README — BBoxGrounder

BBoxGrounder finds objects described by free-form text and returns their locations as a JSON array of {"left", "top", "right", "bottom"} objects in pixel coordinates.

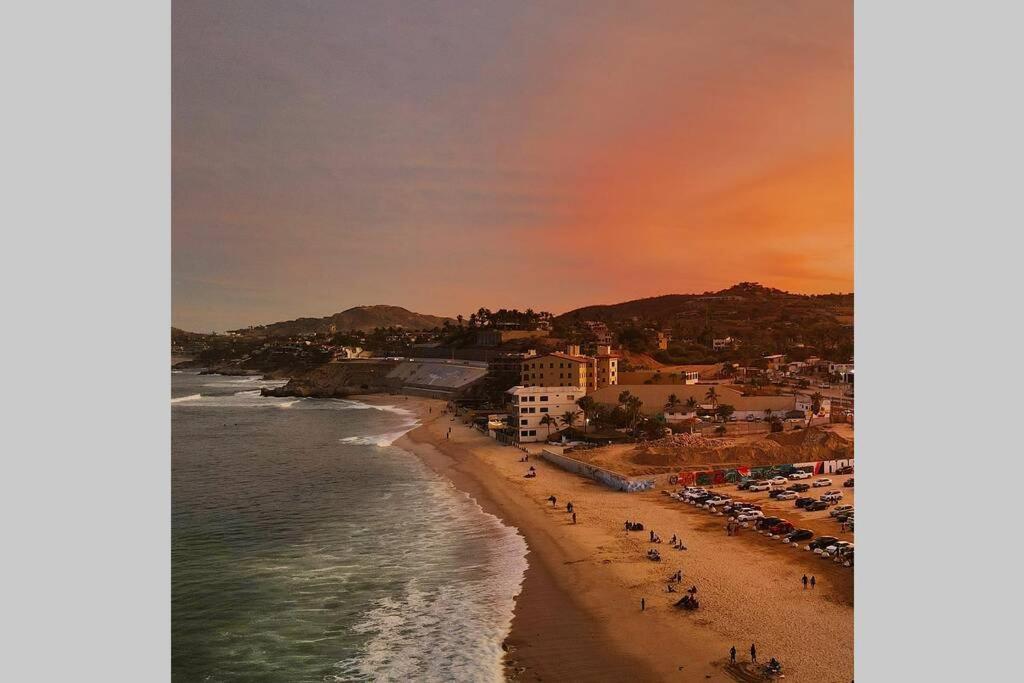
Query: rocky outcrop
[{"left": 260, "top": 360, "right": 400, "bottom": 398}]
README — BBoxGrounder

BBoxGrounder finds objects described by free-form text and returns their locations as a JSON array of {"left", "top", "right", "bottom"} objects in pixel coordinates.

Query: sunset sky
[{"left": 173, "top": 0, "right": 852, "bottom": 332}]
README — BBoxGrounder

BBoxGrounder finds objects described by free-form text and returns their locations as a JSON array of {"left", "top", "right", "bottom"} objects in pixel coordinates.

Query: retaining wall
[{"left": 540, "top": 449, "right": 655, "bottom": 492}]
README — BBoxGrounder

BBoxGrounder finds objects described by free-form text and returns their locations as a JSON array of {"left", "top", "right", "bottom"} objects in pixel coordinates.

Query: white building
[
  {"left": 506, "top": 385, "right": 584, "bottom": 443},
  {"left": 713, "top": 337, "right": 739, "bottom": 350}
]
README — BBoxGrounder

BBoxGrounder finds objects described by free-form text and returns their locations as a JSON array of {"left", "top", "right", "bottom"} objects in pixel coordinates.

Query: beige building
[
  {"left": 520, "top": 344, "right": 619, "bottom": 392},
  {"left": 507, "top": 385, "right": 584, "bottom": 442}
]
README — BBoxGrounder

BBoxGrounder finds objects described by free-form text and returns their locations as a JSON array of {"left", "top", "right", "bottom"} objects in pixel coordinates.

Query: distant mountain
[
  {"left": 234, "top": 305, "right": 455, "bottom": 337},
  {"left": 556, "top": 283, "right": 853, "bottom": 325}
]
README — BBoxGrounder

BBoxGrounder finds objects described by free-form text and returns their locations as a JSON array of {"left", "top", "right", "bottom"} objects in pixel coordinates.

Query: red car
[{"left": 769, "top": 520, "right": 795, "bottom": 535}]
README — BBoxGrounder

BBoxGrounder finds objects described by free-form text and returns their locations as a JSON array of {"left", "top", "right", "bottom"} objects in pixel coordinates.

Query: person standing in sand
[
  {"left": 811, "top": 576, "right": 817, "bottom": 589},
  {"left": 802, "top": 574, "right": 808, "bottom": 589},
  {"left": 641, "top": 598, "right": 645, "bottom": 611},
  {"left": 750, "top": 643, "right": 757, "bottom": 663},
  {"left": 730, "top": 646, "right": 736, "bottom": 663},
  {"left": 548, "top": 495, "right": 557, "bottom": 507},
  {"left": 572, "top": 512, "right": 577, "bottom": 524}
]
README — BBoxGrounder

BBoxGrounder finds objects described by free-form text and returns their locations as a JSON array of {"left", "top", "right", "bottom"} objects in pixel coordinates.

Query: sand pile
[{"left": 615, "top": 426, "right": 853, "bottom": 473}]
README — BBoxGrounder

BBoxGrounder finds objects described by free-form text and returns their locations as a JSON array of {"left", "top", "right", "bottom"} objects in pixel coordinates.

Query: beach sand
[{"left": 365, "top": 395, "right": 853, "bottom": 682}]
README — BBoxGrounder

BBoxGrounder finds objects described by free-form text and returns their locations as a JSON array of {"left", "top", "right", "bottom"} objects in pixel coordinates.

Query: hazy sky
[{"left": 173, "top": 0, "right": 852, "bottom": 332}]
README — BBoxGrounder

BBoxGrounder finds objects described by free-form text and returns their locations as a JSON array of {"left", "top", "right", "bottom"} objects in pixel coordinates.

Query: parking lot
[{"left": 669, "top": 471, "right": 855, "bottom": 565}]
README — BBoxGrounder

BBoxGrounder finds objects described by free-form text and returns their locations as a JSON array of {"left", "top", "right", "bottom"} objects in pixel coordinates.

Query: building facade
[
  {"left": 519, "top": 344, "right": 618, "bottom": 392},
  {"left": 507, "top": 385, "right": 584, "bottom": 442}
]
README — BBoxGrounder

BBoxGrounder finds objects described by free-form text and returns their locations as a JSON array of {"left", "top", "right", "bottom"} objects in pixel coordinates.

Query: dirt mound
[{"left": 599, "top": 426, "right": 853, "bottom": 475}]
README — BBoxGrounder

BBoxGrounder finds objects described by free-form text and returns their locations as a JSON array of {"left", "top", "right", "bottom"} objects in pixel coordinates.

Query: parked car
[
  {"left": 836, "top": 466, "right": 854, "bottom": 475},
  {"left": 706, "top": 496, "right": 732, "bottom": 506},
  {"left": 808, "top": 536, "right": 840, "bottom": 550},
  {"left": 787, "top": 483, "right": 810, "bottom": 492},
  {"left": 795, "top": 497, "right": 817, "bottom": 508},
  {"left": 769, "top": 476, "right": 788, "bottom": 486},
  {"left": 736, "top": 479, "right": 756, "bottom": 490},
  {"left": 769, "top": 521, "right": 795, "bottom": 535},
  {"left": 784, "top": 528, "right": 814, "bottom": 543},
  {"left": 756, "top": 517, "right": 783, "bottom": 530},
  {"left": 821, "top": 491, "right": 843, "bottom": 503},
  {"left": 823, "top": 541, "right": 853, "bottom": 557},
  {"left": 829, "top": 505, "right": 854, "bottom": 517},
  {"left": 736, "top": 510, "right": 764, "bottom": 522},
  {"left": 843, "top": 478, "right": 855, "bottom": 488},
  {"left": 805, "top": 501, "right": 828, "bottom": 511},
  {"left": 788, "top": 470, "right": 812, "bottom": 480},
  {"left": 748, "top": 482, "right": 771, "bottom": 492},
  {"left": 834, "top": 512, "right": 854, "bottom": 522},
  {"left": 775, "top": 491, "right": 798, "bottom": 500},
  {"left": 812, "top": 478, "right": 832, "bottom": 488}
]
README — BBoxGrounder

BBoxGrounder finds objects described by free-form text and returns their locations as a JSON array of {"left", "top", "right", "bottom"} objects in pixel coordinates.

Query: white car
[
  {"left": 706, "top": 497, "right": 731, "bottom": 506},
  {"left": 748, "top": 482, "right": 771, "bottom": 492},
  {"left": 823, "top": 541, "right": 853, "bottom": 557},
  {"left": 829, "top": 505, "right": 854, "bottom": 517},
  {"left": 812, "top": 478, "right": 832, "bottom": 488},
  {"left": 775, "top": 491, "right": 798, "bottom": 500},
  {"left": 736, "top": 510, "right": 764, "bottom": 522},
  {"left": 821, "top": 491, "right": 844, "bottom": 502},
  {"left": 788, "top": 471, "right": 812, "bottom": 480},
  {"left": 769, "top": 477, "right": 788, "bottom": 486}
]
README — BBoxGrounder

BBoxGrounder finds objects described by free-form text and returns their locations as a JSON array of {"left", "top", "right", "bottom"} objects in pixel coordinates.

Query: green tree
[
  {"left": 717, "top": 404, "right": 735, "bottom": 421},
  {"left": 539, "top": 414, "right": 557, "bottom": 438},
  {"left": 665, "top": 393, "right": 681, "bottom": 412},
  {"left": 811, "top": 392, "right": 824, "bottom": 415},
  {"left": 559, "top": 410, "right": 581, "bottom": 430},
  {"left": 685, "top": 396, "right": 698, "bottom": 412},
  {"left": 576, "top": 396, "right": 596, "bottom": 433},
  {"left": 704, "top": 386, "right": 719, "bottom": 409}
]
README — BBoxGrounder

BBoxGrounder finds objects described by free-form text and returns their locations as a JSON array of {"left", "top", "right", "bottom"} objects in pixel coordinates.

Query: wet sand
[{"left": 366, "top": 396, "right": 853, "bottom": 682}]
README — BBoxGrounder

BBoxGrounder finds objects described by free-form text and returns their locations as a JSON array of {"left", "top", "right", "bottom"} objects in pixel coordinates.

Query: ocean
[{"left": 172, "top": 370, "right": 528, "bottom": 682}]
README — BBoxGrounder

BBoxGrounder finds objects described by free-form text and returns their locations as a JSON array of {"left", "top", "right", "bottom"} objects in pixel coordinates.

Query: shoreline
[{"left": 355, "top": 394, "right": 854, "bottom": 682}]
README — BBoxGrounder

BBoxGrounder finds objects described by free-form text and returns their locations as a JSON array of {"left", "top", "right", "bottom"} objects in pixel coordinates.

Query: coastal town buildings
[
  {"left": 713, "top": 336, "right": 740, "bottom": 350},
  {"left": 506, "top": 385, "right": 584, "bottom": 442},
  {"left": 519, "top": 344, "right": 619, "bottom": 392}
]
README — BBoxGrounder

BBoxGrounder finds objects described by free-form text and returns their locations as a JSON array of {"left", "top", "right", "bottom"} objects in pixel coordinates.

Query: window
[
  {"left": 520, "top": 430, "right": 528, "bottom": 437},
  {"left": 540, "top": 396, "right": 549, "bottom": 401},
  {"left": 567, "top": 395, "right": 575, "bottom": 401},
  {"left": 528, "top": 430, "right": 536, "bottom": 436},
  {"left": 521, "top": 419, "right": 528, "bottom": 426},
  {"left": 539, "top": 407, "right": 548, "bottom": 413}
]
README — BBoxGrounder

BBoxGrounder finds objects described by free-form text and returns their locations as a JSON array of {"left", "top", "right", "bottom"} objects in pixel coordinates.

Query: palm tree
[
  {"left": 704, "top": 386, "right": 719, "bottom": 409},
  {"left": 665, "top": 393, "right": 681, "bottom": 412},
  {"left": 685, "top": 396, "right": 698, "bottom": 413},
  {"left": 559, "top": 410, "right": 581, "bottom": 431},
  {"left": 626, "top": 396, "right": 643, "bottom": 430},
  {"left": 539, "top": 414, "right": 557, "bottom": 439},
  {"left": 576, "top": 396, "right": 596, "bottom": 433},
  {"left": 618, "top": 390, "right": 633, "bottom": 405}
]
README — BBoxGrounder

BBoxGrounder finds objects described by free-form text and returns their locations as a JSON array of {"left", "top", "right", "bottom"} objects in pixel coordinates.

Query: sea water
[{"left": 172, "top": 371, "right": 527, "bottom": 682}]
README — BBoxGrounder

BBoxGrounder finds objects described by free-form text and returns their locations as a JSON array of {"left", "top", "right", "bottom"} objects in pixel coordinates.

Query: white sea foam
[
  {"left": 329, "top": 475, "right": 528, "bottom": 683},
  {"left": 171, "top": 394, "right": 202, "bottom": 404},
  {"left": 338, "top": 421, "right": 420, "bottom": 447}
]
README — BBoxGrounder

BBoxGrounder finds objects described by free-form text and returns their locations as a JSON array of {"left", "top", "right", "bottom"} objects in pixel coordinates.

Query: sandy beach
[{"left": 366, "top": 395, "right": 853, "bottom": 682}]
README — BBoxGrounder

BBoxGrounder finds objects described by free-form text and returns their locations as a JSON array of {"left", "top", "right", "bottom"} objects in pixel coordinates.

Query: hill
[
  {"left": 555, "top": 282, "right": 853, "bottom": 362},
  {"left": 233, "top": 305, "right": 454, "bottom": 337}
]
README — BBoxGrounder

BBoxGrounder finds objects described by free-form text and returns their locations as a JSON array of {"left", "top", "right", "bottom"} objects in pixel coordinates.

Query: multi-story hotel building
[
  {"left": 506, "top": 385, "right": 583, "bottom": 443},
  {"left": 519, "top": 344, "right": 619, "bottom": 392}
]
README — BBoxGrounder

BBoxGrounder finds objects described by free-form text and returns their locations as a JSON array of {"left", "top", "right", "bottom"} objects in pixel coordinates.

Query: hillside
[
  {"left": 557, "top": 283, "right": 852, "bottom": 324},
  {"left": 233, "top": 305, "right": 454, "bottom": 337},
  {"left": 553, "top": 283, "right": 852, "bottom": 363}
]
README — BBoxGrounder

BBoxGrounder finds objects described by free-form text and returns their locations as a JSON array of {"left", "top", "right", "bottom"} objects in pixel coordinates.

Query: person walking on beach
[
  {"left": 750, "top": 644, "right": 757, "bottom": 663},
  {"left": 548, "top": 495, "right": 557, "bottom": 507},
  {"left": 641, "top": 598, "right": 645, "bottom": 611},
  {"left": 572, "top": 512, "right": 577, "bottom": 524},
  {"left": 566, "top": 501, "right": 573, "bottom": 513},
  {"left": 802, "top": 574, "right": 808, "bottom": 590},
  {"left": 730, "top": 646, "right": 736, "bottom": 664},
  {"left": 650, "top": 529, "right": 655, "bottom": 542},
  {"left": 811, "top": 576, "right": 817, "bottom": 590}
]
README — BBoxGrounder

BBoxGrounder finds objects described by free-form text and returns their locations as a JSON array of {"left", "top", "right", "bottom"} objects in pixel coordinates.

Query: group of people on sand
[
  {"left": 725, "top": 521, "right": 741, "bottom": 536},
  {"left": 666, "top": 569, "right": 684, "bottom": 592},
  {"left": 524, "top": 465, "right": 536, "bottom": 478},
  {"left": 624, "top": 520, "right": 645, "bottom": 531},
  {"left": 545, "top": 495, "right": 577, "bottom": 523},
  {"left": 729, "top": 644, "right": 782, "bottom": 676},
  {"left": 802, "top": 574, "right": 817, "bottom": 590}
]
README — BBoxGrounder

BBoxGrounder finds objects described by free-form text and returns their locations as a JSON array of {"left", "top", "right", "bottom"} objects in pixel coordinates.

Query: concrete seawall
[{"left": 540, "top": 449, "right": 655, "bottom": 493}]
